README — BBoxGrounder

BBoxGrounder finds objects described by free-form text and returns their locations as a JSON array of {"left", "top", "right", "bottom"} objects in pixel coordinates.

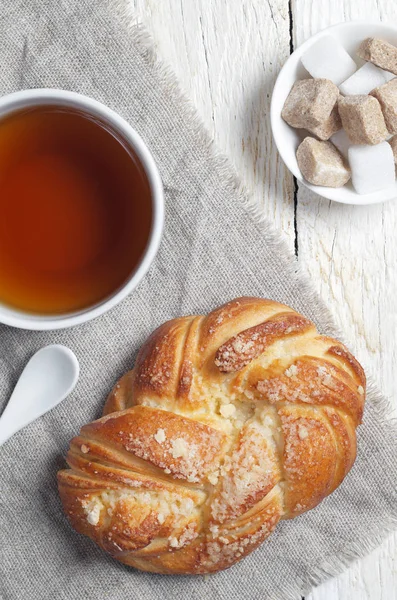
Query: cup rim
[{"left": 0, "top": 88, "right": 164, "bottom": 330}]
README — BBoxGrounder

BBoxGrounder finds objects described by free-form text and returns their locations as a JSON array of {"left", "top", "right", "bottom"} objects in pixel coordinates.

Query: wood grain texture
[
  {"left": 291, "top": 1, "right": 397, "bottom": 598},
  {"left": 130, "top": 0, "right": 295, "bottom": 252},
  {"left": 129, "top": 0, "right": 396, "bottom": 597}
]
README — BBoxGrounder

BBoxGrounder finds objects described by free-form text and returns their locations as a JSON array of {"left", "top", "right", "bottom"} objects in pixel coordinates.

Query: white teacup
[{"left": 0, "top": 89, "right": 164, "bottom": 330}]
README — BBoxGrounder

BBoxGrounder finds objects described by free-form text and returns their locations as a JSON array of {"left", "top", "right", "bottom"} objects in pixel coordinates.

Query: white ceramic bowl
[
  {"left": 271, "top": 20, "right": 397, "bottom": 205},
  {"left": 0, "top": 89, "right": 164, "bottom": 330}
]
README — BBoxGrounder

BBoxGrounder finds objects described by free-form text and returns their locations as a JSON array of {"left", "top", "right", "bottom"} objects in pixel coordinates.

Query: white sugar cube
[
  {"left": 301, "top": 35, "right": 357, "bottom": 85},
  {"left": 330, "top": 129, "right": 352, "bottom": 159},
  {"left": 349, "top": 142, "right": 395, "bottom": 195},
  {"left": 339, "top": 62, "right": 395, "bottom": 96}
]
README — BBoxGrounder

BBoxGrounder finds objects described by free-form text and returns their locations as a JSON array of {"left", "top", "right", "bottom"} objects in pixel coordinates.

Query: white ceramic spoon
[{"left": 0, "top": 345, "right": 79, "bottom": 446}]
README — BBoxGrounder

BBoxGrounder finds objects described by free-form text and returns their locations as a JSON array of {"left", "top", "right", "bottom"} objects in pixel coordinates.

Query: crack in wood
[
  {"left": 199, "top": 15, "right": 215, "bottom": 127},
  {"left": 288, "top": 0, "right": 294, "bottom": 55},
  {"left": 288, "top": 0, "right": 299, "bottom": 258},
  {"left": 289, "top": 4, "right": 301, "bottom": 594},
  {"left": 293, "top": 176, "right": 299, "bottom": 257}
]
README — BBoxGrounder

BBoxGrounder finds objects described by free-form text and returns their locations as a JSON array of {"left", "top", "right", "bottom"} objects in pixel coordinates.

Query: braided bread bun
[{"left": 58, "top": 297, "right": 365, "bottom": 574}]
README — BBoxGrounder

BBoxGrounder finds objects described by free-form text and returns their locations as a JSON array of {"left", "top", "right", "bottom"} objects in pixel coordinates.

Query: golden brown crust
[
  {"left": 80, "top": 406, "right": 227, "bottom": 483},
  {"left": 130, "top": 317, "right": 196, "bottom": 397},
  {"left": 58, "top": 296, "right": 365, "bottom": 574},
  {"left": 215, "top": 312, "right": 314, "bottom": 372},
  {"left": 327, "top": 345, "right": 366, "bottom": 386}
]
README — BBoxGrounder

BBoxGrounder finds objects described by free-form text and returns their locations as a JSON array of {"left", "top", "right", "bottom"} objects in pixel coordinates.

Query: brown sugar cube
[
  {"left": 370, "top": 78, "right": 397, "bottom": 134},
  {"left": 281, "top": 78, "right": 340, "bottom": 129},
  {"left": 296, "top": 137, "right": 351, "bottom": 187},
  {"left": 338, "top": 95, "right": 388, "bottom": 144},
  {"left": 309, "top": 104, "right": 342, "bottom": 140},
  {"left": 388, "top": 135, "right": 397, "bottom": 164},
  {"left": 357, "top": 38, "right": 397, "bottom": 76}
]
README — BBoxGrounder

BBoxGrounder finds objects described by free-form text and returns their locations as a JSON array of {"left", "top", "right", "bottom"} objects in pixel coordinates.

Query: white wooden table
[{"left": 131, "top": 1, "right": 397, "bottom": 598}]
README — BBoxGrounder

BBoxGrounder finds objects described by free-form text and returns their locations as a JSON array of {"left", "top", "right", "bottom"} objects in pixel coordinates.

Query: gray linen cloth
[{"left": 0, "top": 1, "right": 396, "bottom": 599}]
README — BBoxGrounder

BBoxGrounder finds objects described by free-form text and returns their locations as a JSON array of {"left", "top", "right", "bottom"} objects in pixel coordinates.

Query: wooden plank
[
  {"left": 130, "top": 0, "right": 295, "bottom": 252},
  {"left": 292, "top": 1, "right": 397, "bottom": 598},
  {"left": 129, "top": 0, "right": 397, "bottom": 597}
]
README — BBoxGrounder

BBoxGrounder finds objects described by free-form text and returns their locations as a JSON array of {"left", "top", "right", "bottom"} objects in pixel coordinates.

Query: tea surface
[{"left": 0, "top": 106, "right": 152, "bottom": 314}]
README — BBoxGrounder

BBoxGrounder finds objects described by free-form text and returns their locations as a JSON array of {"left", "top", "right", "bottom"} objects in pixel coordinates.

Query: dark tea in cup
[{"left": 0, "top": 106, "right": 152, "bottom": 315}]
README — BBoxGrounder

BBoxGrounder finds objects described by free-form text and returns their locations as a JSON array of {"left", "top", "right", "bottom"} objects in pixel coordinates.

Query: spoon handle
[{"left": 0, "top": 345, "right": 79, "bottom": 447}]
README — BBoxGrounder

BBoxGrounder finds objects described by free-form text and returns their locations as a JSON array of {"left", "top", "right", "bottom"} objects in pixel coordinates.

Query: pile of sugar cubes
[{"left": 282, "top": 36, "right": 397, "bottom": 194}]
